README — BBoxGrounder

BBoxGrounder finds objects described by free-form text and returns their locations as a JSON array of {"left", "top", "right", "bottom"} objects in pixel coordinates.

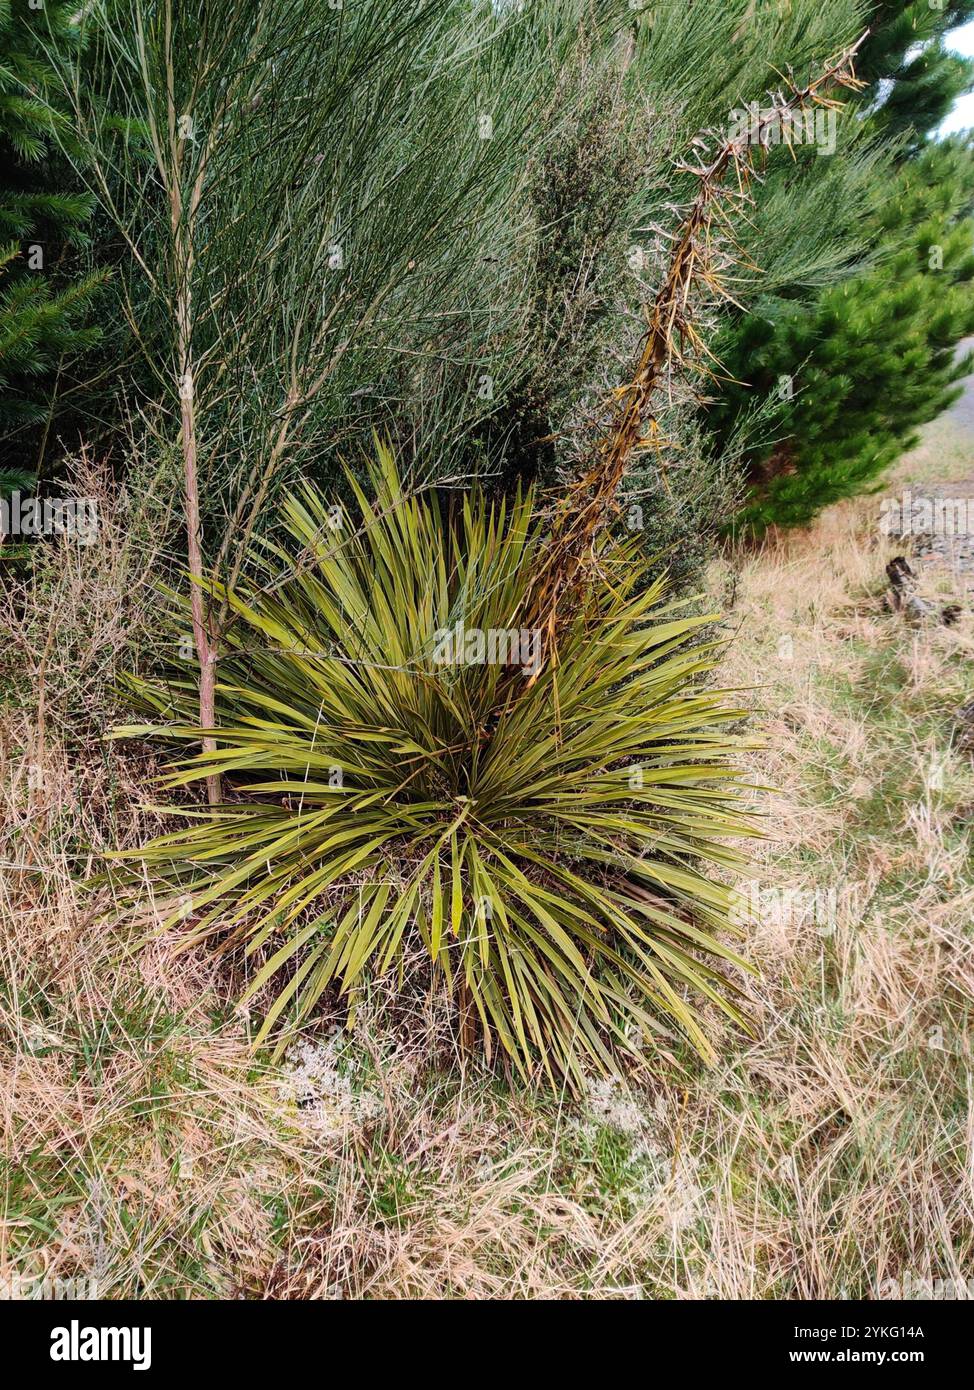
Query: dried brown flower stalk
[{"left": 522, "top": 32, "right": 869, "bottom": 679}]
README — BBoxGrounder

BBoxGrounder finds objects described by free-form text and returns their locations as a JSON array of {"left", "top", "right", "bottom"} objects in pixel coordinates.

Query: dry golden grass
[{"left": 2, "top": 430, "right": 973, "bottom": 1299}]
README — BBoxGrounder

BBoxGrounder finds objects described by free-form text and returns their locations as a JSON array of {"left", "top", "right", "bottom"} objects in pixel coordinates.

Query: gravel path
[{"left": 944, "top": 336, "right": 974, "bottom": 432}]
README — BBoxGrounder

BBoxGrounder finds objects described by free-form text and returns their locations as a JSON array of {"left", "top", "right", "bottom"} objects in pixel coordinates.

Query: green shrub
[
  {"left": 0, "top": 0, "right": 107, "bottom": 481},
  {"left": 705, "top": 0, "right": 974, "bottom": 534},
  {"left": 714, "top": 138, "right": 974, "bottom": 533},
  {"left": 116, "top": 447, "right": 757, "bottom": 1088}
]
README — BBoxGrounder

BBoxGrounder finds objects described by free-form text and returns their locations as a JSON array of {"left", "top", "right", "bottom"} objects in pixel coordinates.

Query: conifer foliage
[
  {"left": 710, "top": 0, "right": 974, "bottom": 532},
  {"left": 0, "top": 0, "right": 105, "bottom": 487},
  {"left": 719, "top": 137, "right": 974, "bottom": 531},
  {"left": 857, "top": 0, "right": 974, "bottom": 144}
]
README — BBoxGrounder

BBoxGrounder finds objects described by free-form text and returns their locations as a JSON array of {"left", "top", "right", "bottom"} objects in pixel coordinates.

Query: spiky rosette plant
[{"left": 116, "top": 446, "right": 758, "bottom": 1087}]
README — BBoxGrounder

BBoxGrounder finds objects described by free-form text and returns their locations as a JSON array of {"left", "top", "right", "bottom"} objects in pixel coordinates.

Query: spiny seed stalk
[{"left": 522, "top": 32, "right": 869, "bottom": 678}]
